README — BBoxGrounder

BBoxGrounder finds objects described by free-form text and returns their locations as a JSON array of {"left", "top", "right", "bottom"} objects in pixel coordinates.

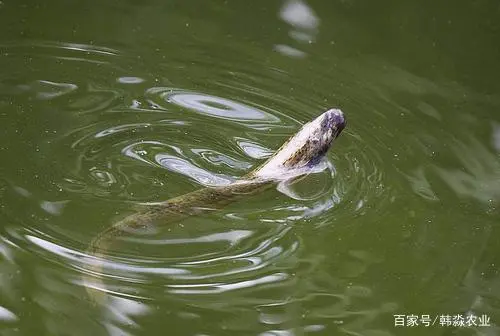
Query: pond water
[{"left": 1, "top": 1, "right": 499, "bottom": 335}]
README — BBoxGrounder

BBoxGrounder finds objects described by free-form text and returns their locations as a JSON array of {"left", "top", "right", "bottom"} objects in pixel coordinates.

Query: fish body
[{"left": 84, "top": 108, "right": 346, "bottom": 304}]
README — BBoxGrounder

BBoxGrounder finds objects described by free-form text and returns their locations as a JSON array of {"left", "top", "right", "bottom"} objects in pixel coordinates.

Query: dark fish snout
[{"left": 323, "top": 108, "right": 346, "bottom": 137}]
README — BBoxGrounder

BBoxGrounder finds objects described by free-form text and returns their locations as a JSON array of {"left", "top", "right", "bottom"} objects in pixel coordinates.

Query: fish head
[
  {"left": 282, "top": 108, "right": 346, "bottom": 169},
  {"left": 252, "top": 108, "right": 346, "bottom": 179}
]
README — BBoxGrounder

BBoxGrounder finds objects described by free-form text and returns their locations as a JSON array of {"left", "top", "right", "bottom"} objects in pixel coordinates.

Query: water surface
[{"left": 0, "top": 1, "right": 499, "bottom": 335}]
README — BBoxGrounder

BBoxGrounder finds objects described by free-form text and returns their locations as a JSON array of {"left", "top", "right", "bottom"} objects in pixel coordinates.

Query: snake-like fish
[{"left": 84, "top": 108, "right": 346, "bottom": 305}]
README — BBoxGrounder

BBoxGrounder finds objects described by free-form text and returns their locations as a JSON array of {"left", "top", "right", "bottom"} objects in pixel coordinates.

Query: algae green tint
[
  {"left": 84, "top": 108, "right": 345, "bottom": 307},
  {"left": 0, "top": 1, "right": 499, "bottom": 336}
]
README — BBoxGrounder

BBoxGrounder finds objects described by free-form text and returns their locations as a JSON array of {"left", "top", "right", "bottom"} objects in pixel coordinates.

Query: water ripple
[
  {"left": 0, "top": 38, "right": 441, "bottom": 336},
  {"left": 147, "top": 87, "right": 282, "bottom": 125}
]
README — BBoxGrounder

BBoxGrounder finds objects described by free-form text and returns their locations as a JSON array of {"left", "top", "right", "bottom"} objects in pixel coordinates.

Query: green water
[{"left": 1, "top": 1, "right": 499, "bottom": 335}]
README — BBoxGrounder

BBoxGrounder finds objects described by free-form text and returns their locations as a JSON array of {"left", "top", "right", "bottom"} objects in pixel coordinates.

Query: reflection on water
[
  {"left": 165, "top": 90, "right": 278, "bottom": 121},
  {"left": 156, "top": 153, "right": 234, "bottom": 186},
  {"left": 493, "top": 123, "right": 500, "bottom": 153},
  {"left": 0, "top": 1, "right": 499, "bottom": 335},
  {"left": 435, "top": 136, "right": 500, "bottom": 204},
  {"left": 0, "top": 306, "right": 18, "bottom": 322},
  {"left": 276, "top": 0, "right": 318, "bottom": 58},
  {"left": 26, "top": 80, "right": 78, "bottom": 100}
]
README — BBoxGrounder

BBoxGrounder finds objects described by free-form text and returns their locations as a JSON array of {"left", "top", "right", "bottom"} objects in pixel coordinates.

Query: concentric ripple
[
  {"left": 0, "top": 38, "right": 444, "bottom": 336},
  {"left": 1, "top": 41, "right": 383, "bottom": 294}
]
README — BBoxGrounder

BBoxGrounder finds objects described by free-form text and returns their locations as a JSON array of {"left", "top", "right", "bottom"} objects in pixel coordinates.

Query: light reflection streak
[{"left": 168, "top": 273, "right": 288, "bottom": 294}]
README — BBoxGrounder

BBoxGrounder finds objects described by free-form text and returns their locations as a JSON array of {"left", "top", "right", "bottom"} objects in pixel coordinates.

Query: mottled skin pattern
[
  {"left": 84, "top": 109, "right": 346, "bottom": 305},
  {"left": 88, "top": 180, "right": 272, "bottom": 257}
]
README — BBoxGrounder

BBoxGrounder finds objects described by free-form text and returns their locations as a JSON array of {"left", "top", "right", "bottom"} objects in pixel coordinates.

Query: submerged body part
[{"left": 84, "top": 108, "right": 346, "bottom": 305}]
